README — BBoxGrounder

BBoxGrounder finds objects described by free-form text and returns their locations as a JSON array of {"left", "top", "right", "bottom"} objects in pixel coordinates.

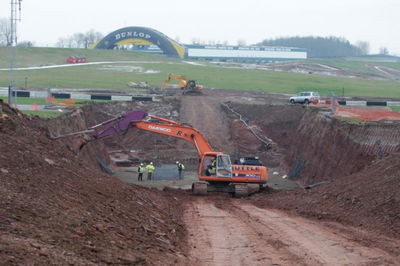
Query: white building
[{"left": 185, "top": 45, "right": 307, "bottom": 62}]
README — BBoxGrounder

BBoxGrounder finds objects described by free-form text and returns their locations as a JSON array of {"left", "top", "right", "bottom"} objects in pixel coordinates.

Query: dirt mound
[{"left": 0, "top": 101, "right": 187, "bottom": 265}]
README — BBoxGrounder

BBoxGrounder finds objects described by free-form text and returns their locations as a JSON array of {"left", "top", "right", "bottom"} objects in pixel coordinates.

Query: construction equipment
[
  {"left": 52, "top": 110, "right": 268, "bottom": 197},
  {"left": 161, "top": 74, "right": 203, "bottom": 95}
]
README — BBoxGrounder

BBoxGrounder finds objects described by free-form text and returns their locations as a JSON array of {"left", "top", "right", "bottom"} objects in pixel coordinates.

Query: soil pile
[{"left": 0, "top": 101, "right": 187, "bottom": 265}]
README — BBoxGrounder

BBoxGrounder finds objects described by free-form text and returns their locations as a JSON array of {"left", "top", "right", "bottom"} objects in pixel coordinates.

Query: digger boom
[{"left": 52, "top": 110, "right": 268, "bottom": 197}]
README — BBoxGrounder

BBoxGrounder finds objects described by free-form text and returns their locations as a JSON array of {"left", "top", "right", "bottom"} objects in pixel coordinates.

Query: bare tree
[
  {"left": 55, "top": 30, "right": 103, "bottom": 48},
  {"left": 66, "top": 36, "right": 75, "bottom": 48},
  {"left": 17, "top": 41, "right": 34, "bottom": 47},
  {"left": 73, "top": 32, "right": 85, "bottom": 48},
  {"left": 0, "top": 18, "right": 11, "bottom": 46},
  {"left": 56, "top": 37, "right": 67, "bottom": 48},
  {"left": 84, "top": 30, "right": 103, "bottom": 48},
  {"left": 379, "top": 46, "right": 389, "bottom": 55},
  {"left": 355, "top": 41, "right": 370, "bottom": 55},
  {"left": 56, "top": 35, "right": 77, "bottom": 48}
]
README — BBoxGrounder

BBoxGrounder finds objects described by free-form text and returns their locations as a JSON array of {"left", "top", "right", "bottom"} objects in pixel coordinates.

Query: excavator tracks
[
  {"left": 192, "top": 182, "right": 208, "bottom": 195},
  {"left": 233, "top": 184, "right": 249, "bottom": 198},
  {"left": 192, "top": 182, "right": 253, "bottom": 198}
]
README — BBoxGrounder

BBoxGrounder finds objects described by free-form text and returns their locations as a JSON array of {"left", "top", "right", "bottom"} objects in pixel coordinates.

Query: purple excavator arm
[{"left": 51, "top": 110, "right": 147, "bottom": 140}]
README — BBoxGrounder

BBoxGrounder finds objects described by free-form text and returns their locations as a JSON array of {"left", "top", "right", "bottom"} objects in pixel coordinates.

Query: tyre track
[{"left": 185, "top": 198, "right": 400, "bottom": 265}]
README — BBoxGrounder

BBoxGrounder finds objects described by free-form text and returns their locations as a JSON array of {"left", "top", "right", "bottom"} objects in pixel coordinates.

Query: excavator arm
[
  {"left": 52, "top": 109, "right": 268, "bottom": 197},
  {"left": 52, "top": 110, "right": 214, "bottom": 157},
  {"left": 161, "top": 74, "right": 189, "bottom": 90},
  {"left": 134, "top": 119, "right": 214, "bottom": 157}
]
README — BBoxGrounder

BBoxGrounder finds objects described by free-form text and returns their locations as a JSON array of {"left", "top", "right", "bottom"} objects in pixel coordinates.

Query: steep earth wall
[
  {"left": 226, "top": 104, "right": 400, "bottom": 185},
  {"left": 286, "top": 110, "right": 400, "bottom": 184}
]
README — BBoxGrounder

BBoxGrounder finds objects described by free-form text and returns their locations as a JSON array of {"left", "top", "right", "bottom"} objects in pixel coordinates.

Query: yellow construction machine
[{"left": 161, "top": 74, "right": 203, "bottom": 95}]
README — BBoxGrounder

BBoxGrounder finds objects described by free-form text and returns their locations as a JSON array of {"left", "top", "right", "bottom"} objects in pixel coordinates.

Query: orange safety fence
[
  {"left": 311, "top": 100, "right": 331, "bottom": 106},
  {"left": 46, "top": 96, "right": 76, "bottom": 106},
  {"left": 59, "top": 98, "right": 76, "bottom": 106}
]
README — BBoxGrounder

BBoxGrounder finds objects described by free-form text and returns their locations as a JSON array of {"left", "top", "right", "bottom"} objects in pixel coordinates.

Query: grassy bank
[{"left": 1, "top": 47, "right": 399, "bottom": 98}]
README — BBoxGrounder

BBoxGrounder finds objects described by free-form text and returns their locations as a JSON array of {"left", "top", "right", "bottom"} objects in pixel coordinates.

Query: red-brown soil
[
  {"left": 1, "top": 87, "right": 400, "bottom": 265},
  {"left": 185, "top": 196, "right": 400, "bottom": 265},
  {"left": 221, "top": 100, "right": 400, "bottom": 250},
  {"left": 0, "top": 101, "right": 188, "bottom": 265}
]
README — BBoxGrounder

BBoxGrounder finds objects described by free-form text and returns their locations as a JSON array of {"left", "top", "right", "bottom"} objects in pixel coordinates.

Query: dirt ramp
[{"left": 180, "top": 95, "right": 233, "bottom": 154}]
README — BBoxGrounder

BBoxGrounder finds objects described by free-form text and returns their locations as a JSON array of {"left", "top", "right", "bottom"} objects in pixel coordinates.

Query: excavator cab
[
  {"left": 216, "top": 154, "right": 232, "bottom": 178},
  {"left": 202, "top": 154, "right": 232, "bottom": 178}
]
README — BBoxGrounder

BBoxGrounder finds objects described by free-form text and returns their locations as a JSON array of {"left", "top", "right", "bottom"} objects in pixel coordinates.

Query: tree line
[
  {"left": 258, "top": 36, "right": 393, "bottom": 58},
  {"left": 259, "top": 36, "right": 372, "bottom": 58},
  {"left": 55, "top": 30, "right": 103, "bottom": 49},
  {"left": 0, "top": 17, "right": 102, "bottom": 48}
]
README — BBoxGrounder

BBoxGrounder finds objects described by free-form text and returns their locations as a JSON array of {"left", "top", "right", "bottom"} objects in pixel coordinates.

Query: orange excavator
[
  {"left": 52, "top": 110, "right": 268, "bottom": 197},
  {"left": 161, "top": 74, "right": 203, "bottom": 95}
]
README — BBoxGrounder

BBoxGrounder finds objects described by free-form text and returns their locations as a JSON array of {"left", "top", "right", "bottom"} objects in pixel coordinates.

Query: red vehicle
[{"left": 66, "top": 56, "right": 87, "bottom": 64}]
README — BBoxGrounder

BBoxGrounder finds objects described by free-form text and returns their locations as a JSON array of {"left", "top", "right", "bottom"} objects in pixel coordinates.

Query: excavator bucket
[{"left": 96, "top": 110, "right": 146, "bottom": 139}]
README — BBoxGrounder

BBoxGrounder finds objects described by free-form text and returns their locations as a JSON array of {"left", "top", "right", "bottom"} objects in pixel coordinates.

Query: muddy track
[{"left": 184, "top": 197, "right": 399, "bottom": 266}]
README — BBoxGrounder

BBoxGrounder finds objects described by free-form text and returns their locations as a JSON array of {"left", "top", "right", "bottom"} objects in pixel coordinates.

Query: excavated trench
[
  {"left": 3, "top": 96, "right": 400, "bottom": 264},
  {"left": 48, "top": 99, "right": 400, "bottom": 189},
  {"left": 45, "top": 98, "right": 400, "bottom": 241}
]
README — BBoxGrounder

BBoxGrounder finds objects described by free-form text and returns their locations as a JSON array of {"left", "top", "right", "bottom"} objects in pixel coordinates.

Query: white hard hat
[
  {"left": 176, "top": 161, "right": 179, "bottom": 164},
  {"left": 140, "top": 163, "right": 143, "bottom": 166},
  {"left": 150, "top": 162, "right": 153, "bottom": 165}
]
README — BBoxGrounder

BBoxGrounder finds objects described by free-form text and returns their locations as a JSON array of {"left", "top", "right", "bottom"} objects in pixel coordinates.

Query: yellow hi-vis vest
[
  {"left": 138, "top": 166, "right": 144, "bottom": 173},
  {"left": 146, "top": 164, "right": 155, "bottom": 173}
]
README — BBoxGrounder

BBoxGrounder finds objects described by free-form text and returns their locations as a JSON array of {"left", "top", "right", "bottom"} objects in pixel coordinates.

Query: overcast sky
[{"left": 1, "top": 0, "right": 399, "bottom": 54}]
